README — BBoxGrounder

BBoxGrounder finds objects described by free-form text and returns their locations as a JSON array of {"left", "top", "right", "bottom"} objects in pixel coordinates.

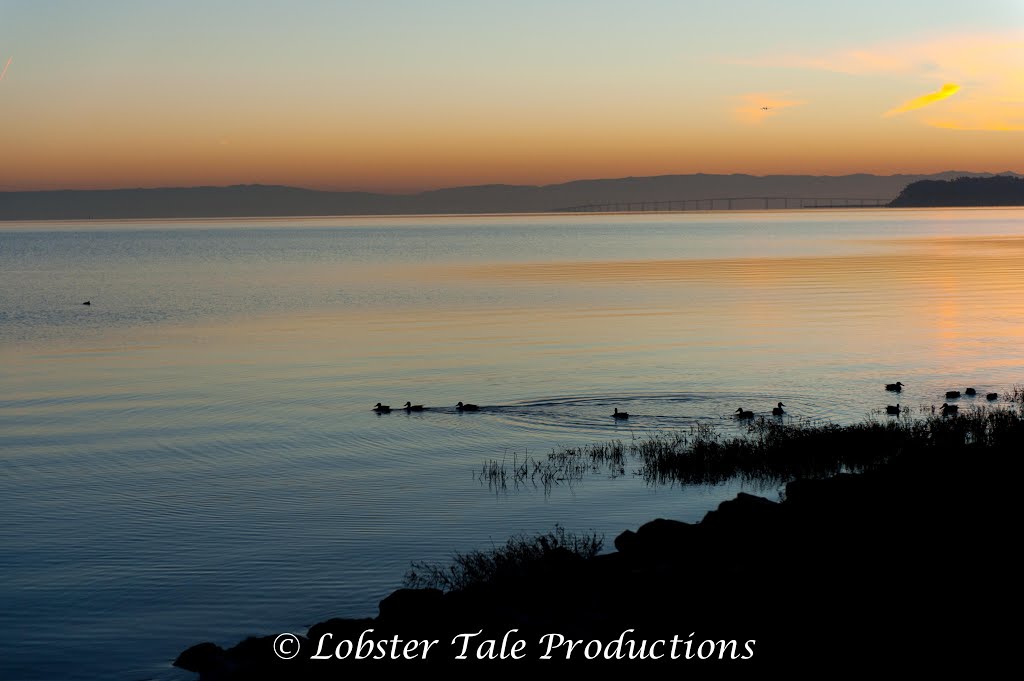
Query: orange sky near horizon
[{"left": 1, "top": 2, "right": 1021, "bottom": 192}]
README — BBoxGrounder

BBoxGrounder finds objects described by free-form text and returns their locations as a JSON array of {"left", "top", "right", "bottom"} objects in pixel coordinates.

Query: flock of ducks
[
  {"left": 375, "top": 385, "right": 1002, "bottom": 420},
  {"left": 373, "top": 400, "right": 789, "bottom": 420},
  {"left": 732, "top": 402, "right": 786, "bottom": 419},
  {"left": 884, "top": 381, "right": 998, "bottom": 417},
  {"left": 372, "top": 401, "right": 477, "bottom": 414}
]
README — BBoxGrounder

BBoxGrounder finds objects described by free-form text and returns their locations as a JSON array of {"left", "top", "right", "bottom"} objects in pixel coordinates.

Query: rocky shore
[{"left": 175, "top": 442, "right": 1006, "bottom": 679}]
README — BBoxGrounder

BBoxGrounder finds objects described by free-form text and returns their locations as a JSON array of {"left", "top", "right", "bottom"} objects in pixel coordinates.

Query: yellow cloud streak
[{"left": 884, "top": 83, "right": 960, "bottom": 117}]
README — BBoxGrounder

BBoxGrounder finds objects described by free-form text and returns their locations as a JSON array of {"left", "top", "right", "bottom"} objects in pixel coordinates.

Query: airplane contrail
[{"left": 0, "top": 57, "right": 12, "bottom": 82}]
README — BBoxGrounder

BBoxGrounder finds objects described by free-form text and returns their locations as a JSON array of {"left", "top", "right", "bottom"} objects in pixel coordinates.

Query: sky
[{"left": 1, "top": 0, "right": 1022, "bottom": 192}]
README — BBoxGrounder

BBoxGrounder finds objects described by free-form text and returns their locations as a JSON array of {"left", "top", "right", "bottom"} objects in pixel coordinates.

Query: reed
[
  {"left": 404, "top": 524, "right": 603, "bottom": 591},
  {"left": 541, "top": 404, "right": 1024, "bottom": 487}
]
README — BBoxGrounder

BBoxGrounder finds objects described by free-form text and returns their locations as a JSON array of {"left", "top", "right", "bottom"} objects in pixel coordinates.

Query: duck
[
  {"left": 945, "top": 390, "right": 961, "bottom": 399},
  {"left": 735, "top": 408, "right": 754, "bottom": 419},
  {"left": 612, "top": 408, "right": 629, "bottom": 419},
  {"left": 771, "top": 402, "right": 785, "bottom": 416},
  {"left": 373, "top": 402, "right": 391, "bottom": 413},
  {"left": 403, "top": 401, "right": 424, "bottom": 411},
  {"left": 986, "top": 392, "right": 999, "bottom": 401},
  {"left": 885, "top": 404, "right": 901, "bottom": 415},
  {"left": 940, "top": 403, "right": 958, "bottom": 415},
  {"left": 964, "top": 388, "right": 976, "bottom": 396},
  {"left": 885, "top": 382, "right": 904, "bottom": 392},
  {"left": 456, "top": 401, "right": 479, "bottom": 412}
]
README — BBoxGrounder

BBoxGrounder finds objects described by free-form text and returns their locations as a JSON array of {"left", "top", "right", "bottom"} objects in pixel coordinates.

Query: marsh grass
[
  {"left": 404, "top": 524, "right": 603, "bottom": 591},
  {"left": 481, "top": 404, "right": 1024, "bottom": 491},
  {"left": 476, "top": 441, "right": 629, "bottom": 495}
]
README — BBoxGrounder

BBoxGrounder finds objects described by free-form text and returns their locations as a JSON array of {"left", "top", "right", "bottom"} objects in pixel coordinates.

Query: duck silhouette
[
  {"left": 403, "top": 402, "right": 424, "bottom": 411},
  {"left": 772, "top": 402, "right": 785, "bottom": 416},
  {"left": 456, "top": 401, "right": 479, "bottom": 412},
  {"left": 986, "top": 392, "right": 999, "bottom": 401},
  {"left": 82, "top": 301, "right": 91, "bottom": 305},
  {"left": 964, "top": 388, "right": 976, "bottom": 396},
  {"left": 886, "top": 404, "right": 901, "bottom": 415},
  {"left": 613, "top": 408, "right": 629, "bottom": 419},
  {"left": 373, "top": 402, "right": 391, "bottom": 413},
  {"left": 735, "top": 408, "right": 754, "bottom": 419},
  {"left": 945, "top": 390, "right": 961, "bottom": 399},
  {"left": 940, "top": 403, "right": 958, "bottom": 415},
  {"left": 885, "top": 382, "right": 904, "bottom": 392}
]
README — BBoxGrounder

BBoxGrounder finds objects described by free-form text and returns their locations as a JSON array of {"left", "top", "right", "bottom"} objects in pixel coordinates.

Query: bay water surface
[{"left": 2, "top": 208, "right": 1023, "bottom": 680}]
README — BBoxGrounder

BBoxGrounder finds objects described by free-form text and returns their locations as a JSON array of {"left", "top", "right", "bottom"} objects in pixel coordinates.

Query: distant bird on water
[
  {"left": 82, "top": 301, "right": 91, "bottom": 305},
  {"left": 886, "top": 404, "right": 901, "bottom": 415},
  {"left": 965, "top": 388, "right": 977, "bottom": 396},
  {"left": 986, "top": 392, "right": 999, "bottom": 401},
  {"left": 403, "top": 401, "right": 424, "bottom": 411},
  {"left": 772, "top": 402, "right": 786, "bottom": 416},
  {"left": 735, "top": 408, "right": 754, "bottom": 419},
  {"left": 885, "top": 382, "right": 904, "bottom": 392},
  {"left": 940, "top": 403, "right": 958, "bottom": 415},
  {"left": 373, "top": 402, "right": 391, "bottom": 413},
  {"left": 945, "top": 390, "right": 961, "bottom": 399},
  {"left": 456, "top": 401, "right": 479, "bottom": 411},
  {"left": 613, "top": 408, "right": 629, "bottom": 419}
]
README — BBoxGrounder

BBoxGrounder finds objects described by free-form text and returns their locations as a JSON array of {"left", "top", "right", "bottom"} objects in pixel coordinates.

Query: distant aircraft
[{"left": 761, "top": 106, "right": 771, "bottom": 110}]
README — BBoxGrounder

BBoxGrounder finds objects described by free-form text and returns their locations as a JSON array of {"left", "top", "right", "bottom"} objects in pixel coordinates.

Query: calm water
[{"left": 3, "top": 209, "right": 1024, "bottom": 680}]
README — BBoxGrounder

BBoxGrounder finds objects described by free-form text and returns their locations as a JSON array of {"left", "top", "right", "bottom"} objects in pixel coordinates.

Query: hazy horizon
[{"left": 2, "top": 169, "right": 1021, "bottom": 196}]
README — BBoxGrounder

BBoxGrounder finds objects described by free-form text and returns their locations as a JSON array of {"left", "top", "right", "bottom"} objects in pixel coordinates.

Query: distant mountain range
[{"left": 1, "top": 171, "right": 1020, "bottom": 220}]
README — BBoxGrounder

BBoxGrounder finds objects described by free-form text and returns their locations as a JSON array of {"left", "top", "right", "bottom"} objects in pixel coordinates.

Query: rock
[
  {"left": 378, "top": 588, "right": 444, "bottom": 623},
  {"left": 173, "top": 642, "right": 224, "bottom": 673},
  {"left": 612, "top": 529, "right": 638, "bottom": 553},
  {"left": 632, "top": 518, "right": 698, "bottom": 555},
  {"left": 306, "top": 617, "right": 376, "bottom": 646}
]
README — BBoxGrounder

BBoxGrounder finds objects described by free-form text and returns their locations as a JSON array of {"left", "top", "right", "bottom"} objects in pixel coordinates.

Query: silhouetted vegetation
[
  {"left": 889, "top": 175, "right": 1024, "bottom": 207},
  {"left": 404, "top": 524, "right": 603, "bottom": 591},
  {"left": 481, "top": 405, "right": 1024, "bottom": 491},
  {"left": 635, "top": 407, "right": 1024, "bottom": 485}
]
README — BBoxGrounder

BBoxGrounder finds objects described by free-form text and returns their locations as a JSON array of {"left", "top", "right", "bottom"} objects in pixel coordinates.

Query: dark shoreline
[{"left": 175, "top": 409, "right": 1015, "bottom": 679}]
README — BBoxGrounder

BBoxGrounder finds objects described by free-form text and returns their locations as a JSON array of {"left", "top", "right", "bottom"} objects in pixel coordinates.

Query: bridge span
[{"left": 555, "top": 196, "right": 891, "bottom": 212}]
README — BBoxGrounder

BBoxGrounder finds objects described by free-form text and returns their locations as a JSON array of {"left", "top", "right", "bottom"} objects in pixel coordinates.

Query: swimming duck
[
  {"left": 613, "top": 408, "right": 629, "bottom": 419},
  {"left": 373, "top": 402, "right": 391, "bottom": 413},
  {"left": 885, "top": 404, "right": 901, "bottom": 415},
  {"left": 735, "top": 408, "right": 754, "bottom": 419},
  {"left": 403, "top": 402, "right": 424, "bottom": 411},
  {"left": 771, "top": 402, "right": 785, "bottom": 416},
  {"left": 456, "top": 401, "right": 479, "bottom": 411},
  {"left": 885, "top": 382, "right": 904, "bottom": 392},
  {"left": 940, "top": 403, "right": 958, "bottom": 415},
  {"left": 986, "top": 392, "right": 999, "bottom": 401},
  {"left": 964, "top": 388, "right": 976, "bottom": 396},
  {"left": 945, "top": 390, "right": 961, "bottom": 399}
]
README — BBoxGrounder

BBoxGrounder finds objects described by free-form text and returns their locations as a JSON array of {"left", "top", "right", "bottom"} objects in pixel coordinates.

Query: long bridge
[{"left": 554, "top": 196, "right": 891, "bottom": 212}]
